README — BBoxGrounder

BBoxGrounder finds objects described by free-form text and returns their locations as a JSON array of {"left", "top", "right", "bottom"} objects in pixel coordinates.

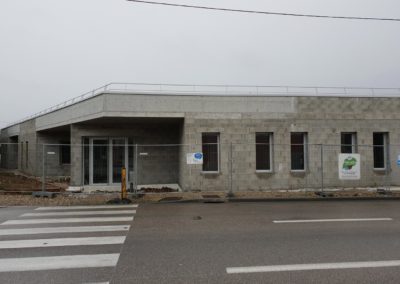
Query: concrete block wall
[
  {"left": 180, "top": 118, "right": 400, "bottom": 191},
  {"left": 137, "top": 144, "right": 180, "bottom": 185},
  {"left": 0, "top": 138, "right": 18, "bottom": 170},
  {"left": 178, "top": 96, "right": 400, "bottom": 191},
  {"left": 18, "top": 120, "right": 38, "bottom": 175},
  {"left": 36, "top": 131, "right": 70, "bottom": 178},
  {"left": 0, "top": 126, "right": 19, "bottom": 170}
]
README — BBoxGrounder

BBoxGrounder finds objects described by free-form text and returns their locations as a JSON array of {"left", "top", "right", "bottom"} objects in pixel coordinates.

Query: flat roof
[{"left": 3, "top": 82, "right": 400, "bottom": 129}]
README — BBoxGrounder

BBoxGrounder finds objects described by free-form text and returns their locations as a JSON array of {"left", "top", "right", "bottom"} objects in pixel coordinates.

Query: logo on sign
[
  {"left": 186, "top": 152, "right": 204, "bottom": 165},
  {"left": 342, "top": 156, "right": 357, "bottom": 170}
]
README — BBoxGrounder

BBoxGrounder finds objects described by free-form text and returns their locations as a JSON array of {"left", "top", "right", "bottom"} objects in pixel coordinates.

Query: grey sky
[{"left": 1, "top": 0, "right": 399, "bottom": 127}]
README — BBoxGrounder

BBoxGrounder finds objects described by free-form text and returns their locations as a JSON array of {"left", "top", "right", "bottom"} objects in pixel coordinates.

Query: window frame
[
  {"left": 290, "top": 132, "right": 308, "bottom": 172},
  {"left": 255, "top": 132, "right": 273, "bottom": 173},
  {"left": 201, "top": 132, "right": 220, "bottom": 173},
  {"left": 341, "top": 132, "right": 357, "bottom": 154},
  {"left": 373, "top": 132, "right": 389, "bottom": 170}
]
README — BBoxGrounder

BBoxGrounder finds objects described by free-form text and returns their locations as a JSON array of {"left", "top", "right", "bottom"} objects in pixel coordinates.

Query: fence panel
[
  {"left": 389, "top": 144, "right": 400, "bottom": 189},
  {"left": 322, "top": 145, "right": 391, "bottom": 191},
  {"left": 0, "top": 142, "right": 398, "bottom": 194},
  {"left": 230, "top": 143, "right": 323, "bottom": 192},
  {"left": 135, "top": 144, "right": 181, "bottom": 192}
]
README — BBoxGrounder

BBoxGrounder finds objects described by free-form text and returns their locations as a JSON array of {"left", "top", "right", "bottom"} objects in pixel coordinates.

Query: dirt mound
[
  {"left": 141, "top": 187, "right": 177, "bottom": 193},
  {"left": 0, "top": 172, "right": 66, "bottom": 192}
]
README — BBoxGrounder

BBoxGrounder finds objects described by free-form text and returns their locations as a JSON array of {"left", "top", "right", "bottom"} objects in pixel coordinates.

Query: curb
[
  {"left": 156, "top": 196, "right": 400, "bottom": 203},
  {"left": 227, "top": 196, "right": 400, "bottom": 202}
]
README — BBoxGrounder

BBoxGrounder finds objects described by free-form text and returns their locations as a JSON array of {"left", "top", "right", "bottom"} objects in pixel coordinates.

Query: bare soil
[
  {"left": 0, "top": 172, "right": 67, "bottom": 192},
  {"left": 141, "top": 187, "right": 177, "bottom": 193}
]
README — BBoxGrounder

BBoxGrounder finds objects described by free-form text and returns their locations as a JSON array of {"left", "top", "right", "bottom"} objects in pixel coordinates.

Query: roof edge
[{"left": 3, "top": 82, "right": 400, "bottom": 130}]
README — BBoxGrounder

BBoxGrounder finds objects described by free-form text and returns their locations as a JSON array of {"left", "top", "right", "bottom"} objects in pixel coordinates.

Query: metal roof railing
[
  {"left": 3, "top": 83, "right": 400, "bottom": 129},
  {"left": 107, "top": 82, "right": 400, "bottom": 96}
]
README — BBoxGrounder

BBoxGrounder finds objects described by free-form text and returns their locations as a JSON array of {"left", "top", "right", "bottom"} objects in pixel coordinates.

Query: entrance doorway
[{"left": 88, "top": 137, "right": 131, "bottom": 185}]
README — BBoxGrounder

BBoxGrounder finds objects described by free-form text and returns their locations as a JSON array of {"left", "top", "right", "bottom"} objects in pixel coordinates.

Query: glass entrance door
[
  {"left": 92, "top": 139, "right": 109, "bottom": 184},
  {"left": 88, "top": 137, "right": 129, "bottom": 185}
]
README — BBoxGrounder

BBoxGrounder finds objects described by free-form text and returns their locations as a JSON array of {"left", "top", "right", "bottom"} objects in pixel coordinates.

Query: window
[
  {"left": 341, "top": 132, "right": 357, "bottom": 153},
  {"left": 25, "top": 141, "right": 29, "bottom": 169},
  {"left": 92, "top": 139, "right": 109, "bottom": 183},
  {"left": 291, "top": 132, "right": 307, "bottom": 171},
  {"left": 202, "top": 133, "right": 219, "bottom": 172},
  {"left": 83, "top": 138, "right": 89, "bottom": 185},
  {"left": 373, "top": 132, "right": 388, "bottom": 169},
  {"left": 60, "top": 141, "right": 71, "bottom": 165},
  {"left": 20, "top": 142, "right": 23, "bottom": 169},
  {"left": 256, "top": 132, "right": 272, "bottom": 171}
]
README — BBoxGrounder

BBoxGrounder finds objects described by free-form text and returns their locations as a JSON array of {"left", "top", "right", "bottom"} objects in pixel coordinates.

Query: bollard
[{"left": 121, "top": 167, "right": 127, "bottom": 200}]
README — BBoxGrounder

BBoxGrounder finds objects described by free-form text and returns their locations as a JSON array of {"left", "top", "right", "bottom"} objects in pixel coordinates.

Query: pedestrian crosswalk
[{"left": 0, "top": 204, "right": 138, "bottom": 284}]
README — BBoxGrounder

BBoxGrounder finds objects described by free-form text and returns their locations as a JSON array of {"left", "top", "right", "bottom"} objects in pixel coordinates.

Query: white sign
[
  {"left": 338, "top": 154, "right": 361, "bottom": 180},
  {"left": 186, "top": 152, "right": 203, "bottom": 165}
]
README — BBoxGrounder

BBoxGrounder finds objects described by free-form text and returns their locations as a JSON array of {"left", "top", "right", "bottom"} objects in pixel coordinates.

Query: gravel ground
[
  {"left": 232, "top": 189, "right": 400, "bottom": 199},
  {"left": 0, "top": 189, "right": 398, "bottom": 206}
]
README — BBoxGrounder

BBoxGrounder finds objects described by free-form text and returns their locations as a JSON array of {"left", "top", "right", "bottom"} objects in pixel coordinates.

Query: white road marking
[
  {"left": 22, "top": 210, "right": 136, "bottom": 217},
  {"left": 226, "top": 260, "right": 400, "bottom": 274},
  {"left": 1, "top": 216, "right": 134, "bottom": 225},
  {"left": 35, "top": 205, "right": 138, "bottom": 211},
  {"left": 0, "top": 254, "right": 120, "bottom": 272},
  {"left": 0, "top": 236, "right": 126, "bottom": 249},
  {"left": 0, "top": 225, "right": 130, "bottom": 236},
  {"left": 273, "top": 218, "right": 393, "bottom": 224}
]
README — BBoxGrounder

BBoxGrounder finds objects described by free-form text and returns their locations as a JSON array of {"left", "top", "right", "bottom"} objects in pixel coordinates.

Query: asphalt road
[
  {"left": 1, "top": 201, "right": 400, "bottom": 283},
  {"left": 113, "top": 201, "right": 400, "bottom": 284}
]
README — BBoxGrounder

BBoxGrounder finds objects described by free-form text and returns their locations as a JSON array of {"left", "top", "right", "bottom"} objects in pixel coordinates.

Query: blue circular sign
[{"left": 194, "top": 153, "right": 203, "bottom": 159}]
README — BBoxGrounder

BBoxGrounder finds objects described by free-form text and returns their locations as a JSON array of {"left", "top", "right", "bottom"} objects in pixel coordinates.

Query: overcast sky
[{"left": 1, "top": 0, "right": 399, "bottom": 127}]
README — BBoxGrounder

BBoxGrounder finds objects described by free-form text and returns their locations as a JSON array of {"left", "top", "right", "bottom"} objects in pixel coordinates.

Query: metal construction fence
[{"left": 0, "top": 142, "right": 398, "bottom": 194}]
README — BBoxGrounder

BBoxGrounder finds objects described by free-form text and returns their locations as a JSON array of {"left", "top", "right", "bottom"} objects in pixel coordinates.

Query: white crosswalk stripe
[
  {"left": 0, "top": 236, "right": 126, "bottom": 249},
  {"left": 2, "top": 216, "right": 134, "bottom": 225},
  {"left": 0, "top": 204, "right": 138, "bottom": 283},
  {"left": 0, "top": 225, "right": 130, "bottom": 236},
  {"left": 0, "top": 254, "right": 120, "bottom": 272},
  {"left": 35, "top": 205, "right": 138, "bottom": 210},
  {"left": 22, "top": 210, "right": 136, "bottom": 217}
]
